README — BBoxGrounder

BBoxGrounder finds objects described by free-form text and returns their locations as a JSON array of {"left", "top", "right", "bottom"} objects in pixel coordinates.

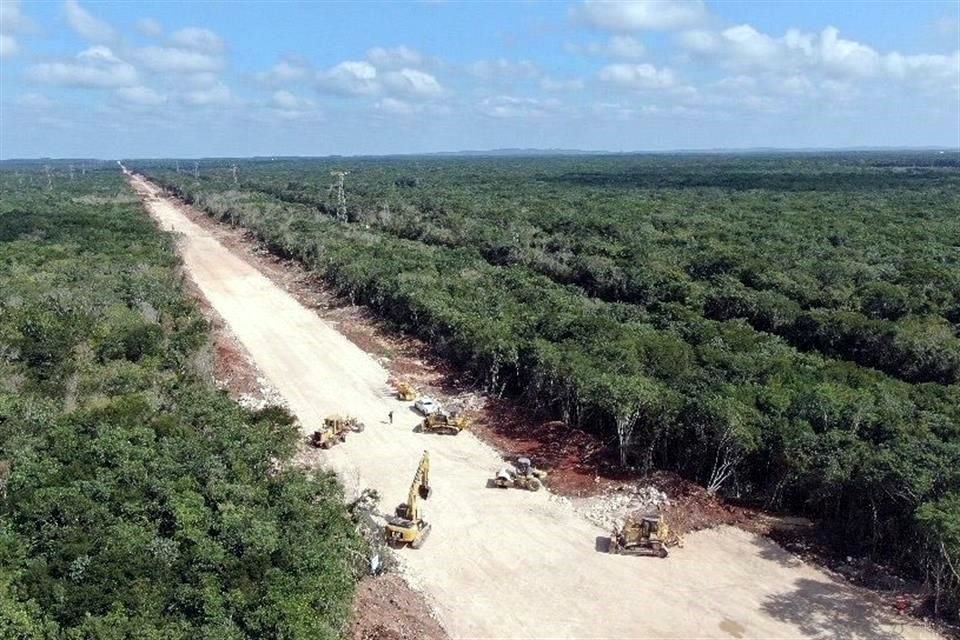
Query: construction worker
[{"left": 388, "top": 410, "right": 394, "bottom": 424}]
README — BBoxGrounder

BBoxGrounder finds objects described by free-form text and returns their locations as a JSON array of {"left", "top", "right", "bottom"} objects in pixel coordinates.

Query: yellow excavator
[
  {"left": 385, "top": 450, "right": 432, "bottom": 548},
  {"left": 395, "top": 381, "right": 418, "bottom": 401}
]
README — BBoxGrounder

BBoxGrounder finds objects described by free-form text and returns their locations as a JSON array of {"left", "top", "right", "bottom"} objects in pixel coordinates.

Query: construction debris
[{"left": 576, "top": 484, "right": 671, "bottom": 531}]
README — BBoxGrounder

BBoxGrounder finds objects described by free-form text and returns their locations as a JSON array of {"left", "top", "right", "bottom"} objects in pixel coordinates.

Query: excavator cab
[
  {"left": 385, "top": 451, "right": 432, "bottom": 549},
  {"left": 516, "top": 457, "right": 532, "bottom": 474}
]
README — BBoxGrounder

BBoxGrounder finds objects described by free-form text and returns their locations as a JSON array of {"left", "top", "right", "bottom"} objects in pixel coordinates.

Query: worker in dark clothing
[{"left": 388, "top": 410, "right": 394, "bottom": 424}]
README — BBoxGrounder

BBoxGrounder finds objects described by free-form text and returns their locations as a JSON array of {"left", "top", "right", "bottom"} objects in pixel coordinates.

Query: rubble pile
[{"left": 579, "top": 484, "right": 671, "bottom": 530}]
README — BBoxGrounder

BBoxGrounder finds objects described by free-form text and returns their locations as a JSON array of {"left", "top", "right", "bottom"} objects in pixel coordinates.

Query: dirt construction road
[{"left": 128, "top": 172, "right": 939, "bottom": 640}]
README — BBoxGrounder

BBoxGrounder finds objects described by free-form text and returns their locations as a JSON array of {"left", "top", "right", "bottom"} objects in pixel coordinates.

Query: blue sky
[{"left": 1, "top": 0, "right": 958, "bottom": 158}]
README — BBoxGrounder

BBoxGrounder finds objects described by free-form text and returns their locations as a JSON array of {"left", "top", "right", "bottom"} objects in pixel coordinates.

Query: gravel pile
[{"left": 578, "top": 485, "right": 670, "bottom": 531}]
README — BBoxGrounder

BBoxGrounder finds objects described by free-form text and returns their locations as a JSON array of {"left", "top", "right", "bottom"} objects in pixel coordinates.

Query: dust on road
[{"left": 127, "top": 171, "right": 938, "bottom": 640}]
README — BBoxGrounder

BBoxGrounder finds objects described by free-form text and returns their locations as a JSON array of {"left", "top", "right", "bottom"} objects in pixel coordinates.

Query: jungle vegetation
[
  {"left": 0, "top": 166, "right": 362, "bottom": 638},
  {"left": 132, "top": 151, "right": 960, "bottom": 617}
]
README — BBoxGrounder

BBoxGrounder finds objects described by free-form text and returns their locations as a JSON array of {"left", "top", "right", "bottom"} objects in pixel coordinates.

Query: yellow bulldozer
[
  {"left": 308, "top": 414, "right": 365, "bottom": 449},
  {"left": 395, "top": 381, "right": 418, "bottom": 401},
  {"left": 608, "top": 510, "right": 673, "bottom": 558},
  {"left": 415, "top": 411, "right": 470, "bottom": 436},
  {"left": 385, "top": 450, "right": 432, "bottom": 549},
  {"left": 493, "top": 457, "right": 547, "bottom": 491}
]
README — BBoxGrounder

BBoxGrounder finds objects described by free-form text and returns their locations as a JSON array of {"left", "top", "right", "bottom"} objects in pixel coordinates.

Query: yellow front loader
[
  {"left": 385, "top": 450, "right": 432, "bottom": 549},
  {"left": 308, "top": 414, "right": 365, "bottom": 449},
  {"left": 395, "top": 381, "right": 418, "bottom": 401}
]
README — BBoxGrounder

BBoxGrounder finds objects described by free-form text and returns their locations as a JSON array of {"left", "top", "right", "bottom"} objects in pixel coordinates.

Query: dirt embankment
[{"left": 128, "top": 171, "right": 941, "bottom": 640}]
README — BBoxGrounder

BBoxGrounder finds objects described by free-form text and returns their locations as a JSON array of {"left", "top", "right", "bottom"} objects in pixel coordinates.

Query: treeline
[
  {"left": 134, "top": 156, "right": 960, "bottom": 618},
  {"left": 200, "top": 154, "right": 960, "bottom": 385},
  {"left": 0, "top": 168, "right": 361, "bottom": 638}
]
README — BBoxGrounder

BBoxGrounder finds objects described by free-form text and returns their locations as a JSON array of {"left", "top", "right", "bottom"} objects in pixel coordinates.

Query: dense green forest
[
  {"left": 130, "top": 152, "right": 960, "bottom": 616},
  {"left": 0, "top": 166, "right": 362, "bottom": 638}
]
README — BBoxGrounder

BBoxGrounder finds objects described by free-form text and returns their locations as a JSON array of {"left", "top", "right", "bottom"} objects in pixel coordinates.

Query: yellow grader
[
  {"left": 308, "top": 414, "right": 365, "bottom": 449},
  {"left": 415, "top": 411, "right": 470, "bottom": 436},
  {"left": 493, "top": 457, "right": 547, "bottom": 491},
  {"left": 395, "top": 381, "right": 418, "bottom": 401},
  {"left": 385, "top": 450, "right": 432, "bottom": 549},
  {"left": 608, "top": 510, "right": 674, "bottom": 558}
]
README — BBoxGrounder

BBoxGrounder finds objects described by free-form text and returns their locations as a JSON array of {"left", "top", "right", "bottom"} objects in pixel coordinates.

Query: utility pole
[
  {"left": 194, "top": 162, "right": 199, "bottom": 178},
  {"left": 231, "top": 164, "right": 238, "bottom": 185},
  {"left": 329, "top": 170, "right": 350, "bottom": 222}
]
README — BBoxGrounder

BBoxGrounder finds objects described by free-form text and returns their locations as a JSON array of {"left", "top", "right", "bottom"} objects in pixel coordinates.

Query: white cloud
[
  {"left": 137, "top": 18, "right": 162, "bottom": 37},
  {"left": 599, "top": 63, "right": 675, "bottom": 89},
  {"left": 64, "top": 0, "right": 116, "bottom": 43},
  {"left": 678, "top": 23, "right": 950, "bottom": 82},
  {"left": 579, "top": 0, "right": 707, "bottom": 32},
  {"left": 271, "top": 89, "right": 313, "bottom": 110},
  {"left": 367, "top": 45, "right": 423, "bottom": 68},
  {"left": 1, "top": 0, "right": 31, "bottom": 33},
  {"left": 182, "top": 82, "right": 232, "bottom": 106},
  {"left": 317, "top": 60, "right": 379, "bottom": 95},
  {"left": 116, "top": 86, "right": 166, "bottom": 105},
  {"left": 540, "top": 76, "right": 585, "bottom": 91},
  {"left": 382, "top": 68, "right": 443, "bottom": 97},
  {"left": 170, "top": 27, "right": 224, "bottom": 53},
  {"left": 27, "top": 46, "right": 137, "bottom": 88},
  {"left": 468, "top": 58, "right": 540, "bottom": 80},
  {"left": 256, "top": 58, "right": 310, "bottom": 84},
  {"left": 136, "top": 45, "right": 223, "bottom": 73},
  {"left": 15, "top": 92, "right": 54, "bottom": 108},
  {"left": 480, "top": 95, "right": 558, "bottom": 118},
  {"left": 0, "top": 34, "right": 16, "bottom": 57}
]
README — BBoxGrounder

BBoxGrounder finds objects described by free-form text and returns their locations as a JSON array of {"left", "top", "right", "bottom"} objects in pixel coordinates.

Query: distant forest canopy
[
  {"left": 0, "top": 168, "right": 362, "bottom": 638},
  {"left": 130, "top": 151, "right": 959, "bottom": 617}
]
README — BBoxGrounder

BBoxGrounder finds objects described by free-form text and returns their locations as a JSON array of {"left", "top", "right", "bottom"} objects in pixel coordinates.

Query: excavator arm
[{"left": 406, "top": 450, "right": 431, "bottom": 522}]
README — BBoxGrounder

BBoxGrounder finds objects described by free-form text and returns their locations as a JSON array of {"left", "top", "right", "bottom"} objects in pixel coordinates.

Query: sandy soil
[{"left": 127, "top": 171, "right": 940, "bottom": 640}]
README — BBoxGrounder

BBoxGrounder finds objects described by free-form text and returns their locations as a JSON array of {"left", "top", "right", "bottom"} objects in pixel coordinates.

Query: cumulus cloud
[
  {"left": 367, "top": 45, "right": 423, "bottom": 68},
  {"left": 317, "top": 60, "right": 379, "bottom": 95},
  {"left": 116, "top": 86, "right": 166, "bottom": 105},
  {"left": 137, "top": 18, "right": 163, "bottom": 37},
  {"left": 599, "top": 62, "right": 675, "bottom": 89},
  {"left": 134, "top": 27, "right": 226, "bottom": 74},
  {"left": 1, "top": 0, "right": 31, "bottom": 56},
  {"left": 572, "top": 35, "right": 646, "bottom": 59},
  {"left": 64, "top": 0, "right": 116, "bottom": 43},
  {"left": 678, "top": 23, "right": 958, "bottom": 86},
  {"left": 136, "top": 45, "right": 223, "bottom": 73},
  {"left": 382, "top": 68, "right": 443, "bottom": 97},
  {"left": 27, "top": 46, "right": 138, "bottom": 88},
  {"left": 579, "top": 0, "right": 707, "bottom": 32}
]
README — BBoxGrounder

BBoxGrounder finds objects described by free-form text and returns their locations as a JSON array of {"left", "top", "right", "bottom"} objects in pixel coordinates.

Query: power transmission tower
[
  {"left": 44, "top": 165, "right": 53, "bottom": 190},
  {"left": 231, "top": 164, "right": 238, "bottom": 185},
  {"left": 329, "top": 170, "right": 349, "bottom": 222},
  {"left": 69, "top": 164, "right": 75, "bottom": 181},
  {"left": 194, "top": 162, "right": 199, "bottom": 178},
  {"left": 176, "top": 160, "right": 181, "bottom": 174}
]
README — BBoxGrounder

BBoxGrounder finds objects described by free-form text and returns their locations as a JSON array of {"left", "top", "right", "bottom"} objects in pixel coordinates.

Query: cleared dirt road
[{"left": 128, "top": 172, "right": 938, "bottom": 640}]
